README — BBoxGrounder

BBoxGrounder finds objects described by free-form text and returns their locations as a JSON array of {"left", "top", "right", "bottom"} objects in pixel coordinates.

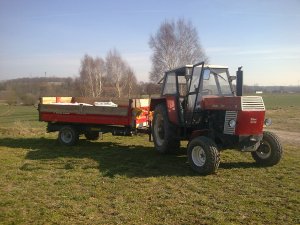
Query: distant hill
[{"left": 0, "top": 77, "right": 76, "bottom": 105}]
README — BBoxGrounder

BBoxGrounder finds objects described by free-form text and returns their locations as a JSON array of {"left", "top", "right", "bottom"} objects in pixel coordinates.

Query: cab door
[
  {"left": 185, "top": 62, "right": 204, "bottom": 126},
  {"left": 161, "top": 71, "right": 180, "bottom": 125}
]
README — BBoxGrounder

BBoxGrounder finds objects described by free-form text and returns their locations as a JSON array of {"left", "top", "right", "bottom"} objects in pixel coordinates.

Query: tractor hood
[{"left": 201, "top": 96, "right": 265, "bottom": 111}]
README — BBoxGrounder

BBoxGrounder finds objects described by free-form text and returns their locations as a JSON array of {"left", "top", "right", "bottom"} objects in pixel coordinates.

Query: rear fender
[
  {"left": 150, "top": 96, "right": 179, "bottom": 125},
  {"left": 150, "top": 98, "right": 166, "bottom": 111}
]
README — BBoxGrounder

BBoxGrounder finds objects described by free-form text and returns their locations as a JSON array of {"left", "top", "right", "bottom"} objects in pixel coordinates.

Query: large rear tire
[
  {"left": 187, "top": 136, "right": 220, "bottom": 175},
  {"left": 58, "top": 126, "right": 79, "bottom": 146},
  {"left": 152, "top": 104, "right": 180, "bottom": 154},
  {"left": 251, "top": 131, "right": 283, "bottom": 166}
]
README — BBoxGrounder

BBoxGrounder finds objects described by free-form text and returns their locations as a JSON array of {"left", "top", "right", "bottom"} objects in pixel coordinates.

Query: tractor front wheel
[
  {"left": 187, "top": 136, "right": 220, "bottom": 175},
  {"left": 251, "top": 131, "right": 282, "bottom": 166}
]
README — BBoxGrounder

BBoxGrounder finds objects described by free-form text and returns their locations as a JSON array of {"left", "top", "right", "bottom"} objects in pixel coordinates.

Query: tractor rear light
[
  {"left": 228, "top": 119, "right": 236, "bottom": 128},
  {"left": 264, "top": 118, "right": 272, "bottom": 126}
]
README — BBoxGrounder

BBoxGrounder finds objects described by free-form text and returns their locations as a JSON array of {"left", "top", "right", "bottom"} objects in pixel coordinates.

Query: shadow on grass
[
  {"left": 0, "top": 137, "right": 261, "bottom": 177},
  {"left": 219, "top": 161, "right": 258, "bottom": 169},
  {"left": 0, "top": 137, "right": 195, "bottom": 177}
]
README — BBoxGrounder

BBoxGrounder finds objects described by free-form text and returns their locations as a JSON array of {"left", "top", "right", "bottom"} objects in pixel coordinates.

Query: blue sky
[{"left": 0, "top": 0, "right": 299, "bottom": 85}]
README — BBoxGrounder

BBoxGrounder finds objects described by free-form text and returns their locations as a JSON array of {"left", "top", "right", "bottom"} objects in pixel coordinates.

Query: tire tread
[
  {"left": 187, "top": 136, "right": 220, "bottom": 175},
  {"left": 251, "top": 131, "right": 282, "bottom": 166}
]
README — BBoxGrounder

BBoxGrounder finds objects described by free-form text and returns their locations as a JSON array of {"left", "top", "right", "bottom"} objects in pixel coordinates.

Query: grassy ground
[{"left": 0, "top": 95, "right": 299, "bottom": 224}]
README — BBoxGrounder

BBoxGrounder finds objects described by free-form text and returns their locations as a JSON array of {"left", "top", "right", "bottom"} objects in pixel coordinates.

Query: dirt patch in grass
[
  {"left": 265, "top": 108, "right": 300, "bottom": 132},
  {"left": 267, "top": 129, "right": 300, "bottom": 146}
]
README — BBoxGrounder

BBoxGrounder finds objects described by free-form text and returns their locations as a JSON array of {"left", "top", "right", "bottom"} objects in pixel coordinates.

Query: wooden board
[
  {"left": 132, "top": 99, "right": 150, "bottom": 108},
  {"left": 40, "top": 97, "right": 73, "bottom": 104}
]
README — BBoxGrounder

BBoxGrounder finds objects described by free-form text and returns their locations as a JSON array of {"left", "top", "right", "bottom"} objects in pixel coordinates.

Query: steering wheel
[{"left": 202, "top": 89, "right": 213, "bottom": 95}]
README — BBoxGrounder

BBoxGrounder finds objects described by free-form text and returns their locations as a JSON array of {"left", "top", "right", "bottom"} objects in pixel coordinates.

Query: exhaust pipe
[{"left": 236, "top": 66, "right": 243, "bottom": 96}]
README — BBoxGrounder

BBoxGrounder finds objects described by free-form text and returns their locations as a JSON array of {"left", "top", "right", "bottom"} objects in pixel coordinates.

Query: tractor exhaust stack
[{"left": 236, "top": 66, "right": 243, "bottom": 96}]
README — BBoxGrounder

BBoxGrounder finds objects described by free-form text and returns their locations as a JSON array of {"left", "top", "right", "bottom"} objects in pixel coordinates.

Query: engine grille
[
  {"left": 241, "top": 96, "right": 265, "bottom": 111},
  {"left": 224, "top": 111, "right": 237, "bottom": 135}
]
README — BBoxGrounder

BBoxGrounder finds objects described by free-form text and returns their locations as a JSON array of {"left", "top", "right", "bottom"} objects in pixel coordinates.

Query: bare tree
[
  {"left": 106, "top": 49, "right": 137, "bottom": 98},
  {"left": 94, "top": 57, "right": 106, "bottom": 97},
  {"left": 137, "top": 81, "right": 161, "bottom": 97},
  {"left": 79, "top": 54, "right": 105, "bottom": 97},
  {"left": 122, "top": 67, "right": 137, "bottom": 98},
  {"left": 106, "top": 50, "right": 125, "bottom": 98},
  {"left": 79, "top": 55, "right": 93, "bottom": 96},
  {"left": 149, "top": 19, "right": 208, "bottom": 83}
]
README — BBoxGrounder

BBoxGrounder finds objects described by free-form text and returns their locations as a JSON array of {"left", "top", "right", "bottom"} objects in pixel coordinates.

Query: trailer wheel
[
  {"left": 58, "top": 126, "right": 79, "bottom": 146},
  {"left": 187, "top": 136, "right": 220, "bottom": 175},
  {"left": 152, "top": 104, "right": 180, "bottom": 154},
  {"left": 251, "top": 131, "right": 282, "bottom": 166},
  {"left": 84, "top": 131, "right": 99, "bottom": 141}
]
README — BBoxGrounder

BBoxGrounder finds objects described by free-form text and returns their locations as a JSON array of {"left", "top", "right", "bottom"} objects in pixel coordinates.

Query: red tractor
[{"left": 150, "top": 62, "right": 282, "bottom": 175}]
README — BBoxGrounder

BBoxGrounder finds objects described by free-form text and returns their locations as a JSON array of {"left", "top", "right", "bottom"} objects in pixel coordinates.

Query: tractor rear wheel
[
  {"left": 251, "top": 131, "right": 282, "bottom": 166},
  {"left": 58, "top": 126, "right": 79, "bottom": 146},
  {"left": 152, "top": 104, "right": 180, "bottom": 154},
  {"left": 187, "top": 136, "right": 220, "bottom": 175}
]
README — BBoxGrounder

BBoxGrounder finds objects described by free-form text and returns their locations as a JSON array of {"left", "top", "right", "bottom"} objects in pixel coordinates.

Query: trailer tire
[
  {"left": 84, "top": 131, "right": 99, "bottom": 141},
  {"left": 58, "top": 126, "right": 79, "bottom": 146},
  {"left": 251, "top": 131, "right": 282, "bottom": 166},
  {"left": 187, "top": 136, "right": 220, "bottom": 175},
  {"left": 152, "top": 104, "right": 180, "bottom": 154}
]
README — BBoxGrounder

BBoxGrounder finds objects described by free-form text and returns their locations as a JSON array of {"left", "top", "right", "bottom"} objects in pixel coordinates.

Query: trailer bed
[{"left": 38, "top": 97, "right": 149, "bottom": 128}]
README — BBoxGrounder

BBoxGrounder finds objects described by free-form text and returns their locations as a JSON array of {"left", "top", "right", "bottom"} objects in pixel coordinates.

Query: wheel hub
[
  {"left": 191, "top": 146, "right": 206, "bottom": 167},
  {"left": 256, "top": 142, "right": 271, "bottom": 159},
  {"left": 154, "top": 114, "right": 165, "bottom": 146},
  {"left": 61, "top": 130, "right": 73, "bottom": 143}
]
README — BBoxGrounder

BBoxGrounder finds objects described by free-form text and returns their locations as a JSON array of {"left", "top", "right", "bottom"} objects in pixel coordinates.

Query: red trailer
[{"left": 38, "top": 97, "right": 150, "bottom": 145}]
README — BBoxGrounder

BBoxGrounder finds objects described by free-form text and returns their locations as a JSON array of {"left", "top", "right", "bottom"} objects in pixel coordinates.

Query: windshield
[{"left": 201, "top": 68, "right": 233, "bottom": 96}]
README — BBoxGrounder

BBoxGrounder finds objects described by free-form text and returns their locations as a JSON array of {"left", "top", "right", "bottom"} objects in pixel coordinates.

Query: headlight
[
  {"left": 264, "top": 118, "right": 272, "bottom": 126},
  {"left": 228, "top": 119, "right": 236, "bottom": 128}
]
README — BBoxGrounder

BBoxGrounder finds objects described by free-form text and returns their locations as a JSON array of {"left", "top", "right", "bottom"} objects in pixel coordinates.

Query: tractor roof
[
  {"left": 165, "top": 64, "right": 228, "bottom": 75},
  {"left": 171, "top": 64, "right": 228, "bottom": 72},
  {"left": 157, "top": 64, "right": 229, "bottom": 84}
]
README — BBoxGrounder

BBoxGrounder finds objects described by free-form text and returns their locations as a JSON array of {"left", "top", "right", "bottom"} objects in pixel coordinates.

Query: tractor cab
[{"left": 159, "top": 62, "right": 236, "bottom": 126}]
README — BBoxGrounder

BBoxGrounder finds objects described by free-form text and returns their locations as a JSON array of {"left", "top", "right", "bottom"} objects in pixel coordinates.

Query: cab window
[{"left": 163, "top": 72, "right": 177, "bottom": 95}]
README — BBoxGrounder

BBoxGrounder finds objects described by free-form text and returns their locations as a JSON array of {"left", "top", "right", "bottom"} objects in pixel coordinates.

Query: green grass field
[
  {"left": 263, "top": 94, "right": 300, "bottom": 132},
  {"left": 0, "top": 94, "right": 299, "bottom": 224}
]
